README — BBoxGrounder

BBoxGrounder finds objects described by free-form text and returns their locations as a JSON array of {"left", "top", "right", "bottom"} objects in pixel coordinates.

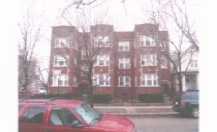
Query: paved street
[{"left": 128, "top": 115, "right": 199, "bottom": 132}]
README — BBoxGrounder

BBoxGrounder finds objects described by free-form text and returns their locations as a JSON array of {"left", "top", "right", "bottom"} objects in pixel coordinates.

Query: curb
[{"left": 109, "top": 112, "right": 179, "bottom": 116}]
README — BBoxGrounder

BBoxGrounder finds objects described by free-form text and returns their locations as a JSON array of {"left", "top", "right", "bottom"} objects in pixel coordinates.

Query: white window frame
[
  {"left": 119, "top": 58, "right": 130, "bottom": 69},
  {"left": 160, "top": 41, "right": 166, "bottom": 51},
  {"left": 55, "top": 37, "right": 70, "bottom": 48},
  {"left": 81, "top": 50, "right": 88, "bottom": 60},
  {"left": 160, "top": 56, "right": 167, "bottom": 68},
  {"left": 95, "top": 54, "right": 110, "bottom": 66},
  {"left": 190, "top": 60, "right": 198, "bottom": 67},
  {"left": 119, "top": 41, "right": 129, "bottom": 51},
  {"left": 141, "top": 54, "right": 157, "bottom": 66},
  {"left": 53, "top": 74, "right": 68, "bottom": 86},
  {"left": 140, "top": 35, "right": 156, "bottom": 46},
  {"left": 81, "top": 65, "right": 88, "bottom": 76},
  {"left": 119, "top": 76, "right": 130, "bottom": 87},
  {"left": 141, "top": 74, "right": 158, "bottom": 86},
  {"left": 73, "top": 76, "right": 77, "bottom": 87},
  {"left": 93, "top": 74, "right": 110, "bottom": 86},
  {"left": 54, "top": 55, "right": 68, "bottom": 67},
  {"left": 94, "top": 35, "right": 110, "bottom": 47}
]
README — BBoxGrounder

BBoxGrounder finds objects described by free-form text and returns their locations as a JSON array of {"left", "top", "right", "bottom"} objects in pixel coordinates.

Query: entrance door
[{"left": 162, "top": 84, "right": 169, "bottom": 95}]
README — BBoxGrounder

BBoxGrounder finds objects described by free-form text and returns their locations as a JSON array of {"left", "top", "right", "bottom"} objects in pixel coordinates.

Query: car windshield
[
  {"left": 182, "top": 91, "right": 199, "bottom": 100},
  {"left": 73, "top": 103, "right": 101, "bottom": 126}
]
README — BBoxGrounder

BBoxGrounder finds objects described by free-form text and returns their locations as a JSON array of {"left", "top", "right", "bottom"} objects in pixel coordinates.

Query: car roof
[
  {"left": 19, "top": 98, "right": 83, "bottom": 107},
  {"left": 186, "top": 90, "right": 199, "bottom": 92}
]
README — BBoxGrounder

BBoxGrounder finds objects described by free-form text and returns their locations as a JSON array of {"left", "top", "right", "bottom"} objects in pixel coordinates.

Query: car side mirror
[{"left": 71, "top": 120, "right": 84, "bottom": 128}]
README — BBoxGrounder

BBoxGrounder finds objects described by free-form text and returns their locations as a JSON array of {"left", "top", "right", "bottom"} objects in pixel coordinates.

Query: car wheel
[{"left": 191, "top": 107, "right": 199, "bottom": 118}]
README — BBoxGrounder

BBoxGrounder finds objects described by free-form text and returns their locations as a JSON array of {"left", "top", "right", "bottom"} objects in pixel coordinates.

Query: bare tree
[
  {"left": 18, "top": 1, "right": 42, "bottom": 96},
  {"left": 143, "top": 0, "right": 198, "bottom": 93}
]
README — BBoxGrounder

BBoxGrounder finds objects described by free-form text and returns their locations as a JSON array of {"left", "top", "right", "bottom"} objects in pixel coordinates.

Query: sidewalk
[{"left": 94, "top": 105, "right": 179, "bottom": 116}]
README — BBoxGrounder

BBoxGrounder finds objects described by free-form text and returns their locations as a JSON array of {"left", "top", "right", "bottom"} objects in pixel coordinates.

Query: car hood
[{"left": 94, "top": 114, "right": 134, "bottom": 132}]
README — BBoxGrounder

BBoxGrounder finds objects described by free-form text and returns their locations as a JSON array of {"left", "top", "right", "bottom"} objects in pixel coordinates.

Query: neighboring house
[
  {"left": 48, "top": 24, "right": 172, "bottom": 101},
  {"left": 171, "top": 46, "right": 199, "bottom": 93},
  {"left": 18, "top": 57, "right": 45, "bottom": 93}
]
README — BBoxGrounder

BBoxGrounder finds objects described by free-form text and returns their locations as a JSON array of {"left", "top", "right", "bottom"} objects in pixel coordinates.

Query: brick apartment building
[{"left": 48, "top": 23, "right": 171, "bottom": 101}]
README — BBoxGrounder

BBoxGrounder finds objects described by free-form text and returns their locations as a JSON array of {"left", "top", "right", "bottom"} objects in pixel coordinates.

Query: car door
[
  {"left": 19, "top": 105, "right": 47, "bottom": 132},
  {"left": 45, "top": 107, "right": 102, "bottom": 132}
]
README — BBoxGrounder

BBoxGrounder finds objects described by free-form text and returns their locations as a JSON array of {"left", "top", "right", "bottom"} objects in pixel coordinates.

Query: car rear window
[{"left": 181, "top": 91, "right": 199, "bottom": 100}]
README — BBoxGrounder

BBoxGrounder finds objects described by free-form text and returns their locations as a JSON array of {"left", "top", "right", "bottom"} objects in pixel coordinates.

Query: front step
[{"left": 164, "top": 95, "right": 173, "bottom": 103}]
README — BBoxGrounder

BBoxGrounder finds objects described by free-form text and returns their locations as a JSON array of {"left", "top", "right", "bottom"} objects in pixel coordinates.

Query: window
[
  {"left": 160, "top": 41, "right": 166, "bottom": 51},
  {"left": 73, "top": 76, "right": 77, "bottom": 87},
  {"left": 74, "top": 40, "right": 78, "bottom": 50},
  {"left": 53, "top": 74, "right": 68, "bottom": 86},
  {"left": 119, "top": 58, "right": 130, "bottom": 69},
  {"left": 160, "top": 56, "right": 167, "bottom": 68},
  {"left": 50, "top": 108, "right": 79, "bottom": 126},
  {"left": 94, "top": 35, "right": 110, "bottom": 46},
  {"left": 54, "top": 55, "right": 68, "bottom": 66},
  {"left": 141, "top": 54, "right": 157, "bottom": 66},
  {"left": 119, "top": 76, "right": 130, "bottom": 87},
  {"left": 141, "top": 74, "right": 158, "bottom": 86},
  {"left": 93, "top": 74, "right": 110, "bottom": 86},
  {"left": 20, "top": 107, "right": 46, "bottom": 124},
  {"left": 190, "top": 60, "right": 198, "bottom": 67},
  {"left": 81, "top": 65, "right": 88, "bottom": 76},
  {"left": 74, "top": 103, "right": 100, "bottom": 126},
  {"left": 82, "top": 50, "right": 88, "bottom": 60},
  {"left": 140, "top": 35, "right": 156, "bottom": 46},
  {"left": 119, "top": 41, "right": 129, "bottom": 51},
  {"left": 55, "top": 37, "right": 70, "bottom": 48},
  {"left": 95, "top": 55, "right": 110, "bottom": 66}
]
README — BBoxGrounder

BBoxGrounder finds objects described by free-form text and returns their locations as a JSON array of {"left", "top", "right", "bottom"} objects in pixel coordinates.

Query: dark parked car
[
  {"left": 19, "top": 98, "right": 135, "bottom": 132},
  {"left": 173, "top": 90, "right": 199, "bottom": 118}
]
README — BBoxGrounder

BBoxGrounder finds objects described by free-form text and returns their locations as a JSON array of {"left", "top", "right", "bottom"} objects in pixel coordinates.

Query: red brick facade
[{"left": 48, "top": 24, "right": 171, "bottom": 101}]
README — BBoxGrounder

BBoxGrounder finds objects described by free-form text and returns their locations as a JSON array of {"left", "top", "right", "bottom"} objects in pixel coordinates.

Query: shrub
[
  {"left": 93, "top": 93, "right": 112, "bottom": 103},
  {"left": 138, "top": 94, "right": 164, "bottom": 103},
  {"left": 32, "top": 93, "right": 73, "bottom": 99}
]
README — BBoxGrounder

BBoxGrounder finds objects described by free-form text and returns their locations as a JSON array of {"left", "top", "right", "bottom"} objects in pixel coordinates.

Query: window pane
[
  {"left": 50, "top": 108, "right": 78, "bottom": 126},
  {"left": 20, "top": 107, "right": 46, "bottom": 124},
  {"left": 126, "top": 64, "right": 130, "bottom": 68},
  {"left": 120, "top": 63, "right": 124, "bottom": 68},
  {"left": 147, "top": 80, "right": 152, "bottom": 85}
]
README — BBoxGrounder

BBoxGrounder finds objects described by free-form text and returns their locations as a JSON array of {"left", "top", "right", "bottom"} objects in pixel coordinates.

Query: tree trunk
[
  {"left": 178, "top": 73, "right": 183, "bottom": 93},
  {"left": 89, "top": 87, "right": 94, "bottom": 108}
]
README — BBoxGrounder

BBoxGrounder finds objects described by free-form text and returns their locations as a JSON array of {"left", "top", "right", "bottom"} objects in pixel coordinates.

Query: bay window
[
  {"left": 53, "top": 74, "right": 68, "bottom": 86},
  {"left": 93, "top": 74, "right": 110, "bottom": 86},
  {"left": 119, "top": 41, "right": 129, "bottom": 51},
  {"left": 119, "top": 76, "right": 130, "bottom": 87},
  {"left": 119, "top": 58, "right": 130, "bottom": 69},
  {"left": 141, "top": 74, "right": 158, "bottom": 86},
  {"left": 54, "top": 55, "right": 68, "bottom": 66},
  {"left": 141, "top": 54, "right": 157, "bottom": 66},
  {"left": 140, "top": 35, "right": 156, "bottom": 46},
  {"left": 55, "top": 37, "right": 70, "bottom": 48},
  {"left": 95, "top": 54, "right": 110, "bottom": 66},
  {"left": 94, "top": 35, "right": 110, "bottom": 46}
]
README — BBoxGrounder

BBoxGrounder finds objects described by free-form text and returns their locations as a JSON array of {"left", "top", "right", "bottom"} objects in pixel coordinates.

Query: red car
[{"left": 19, "top": 98, "right": 135, "bottom": 132}]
